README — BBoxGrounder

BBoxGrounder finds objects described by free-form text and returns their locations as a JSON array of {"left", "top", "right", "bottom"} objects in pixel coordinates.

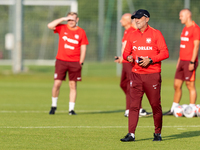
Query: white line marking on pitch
[{"left": 0, "top": 125, "right": 200, "bottom": 129}]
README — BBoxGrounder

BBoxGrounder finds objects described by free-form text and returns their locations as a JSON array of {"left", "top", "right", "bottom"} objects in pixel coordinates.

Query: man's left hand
[
  {"left": 139, "top": 57, "right": 151, "bottom": 67},
  {"left": 189, "top": 63, "right": 194, "bottom": 71}
]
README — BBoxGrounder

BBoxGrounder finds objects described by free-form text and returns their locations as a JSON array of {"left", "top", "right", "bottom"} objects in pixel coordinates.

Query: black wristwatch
[
  {"left": 190, "top": 61, "right": 195, "bottom": 64},
  {"left": 149, "top": 58, "right": 153, "bottom": 64},
  {"left": 81, "top": 63, "right": 84, "bottom": 65}
]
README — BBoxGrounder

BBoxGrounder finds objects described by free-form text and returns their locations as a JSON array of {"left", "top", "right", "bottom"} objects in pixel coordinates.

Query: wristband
[
  {"left": 149, "top": 58, "right": 153, "bottom": 64},
  {"left": 81, "top": 63, "right": 84, "bottom": 65},
  {"left": 190, "top": 61, "right": 195, "bottom": 64},
  {"left": 126, "top": 56, "right": 130, "bottom": 61}
]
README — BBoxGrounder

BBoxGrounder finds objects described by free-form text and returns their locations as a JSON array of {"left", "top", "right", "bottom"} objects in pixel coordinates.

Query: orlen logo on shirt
[{"left": 132, "top": 46, "right": 153, "bottom": 51}]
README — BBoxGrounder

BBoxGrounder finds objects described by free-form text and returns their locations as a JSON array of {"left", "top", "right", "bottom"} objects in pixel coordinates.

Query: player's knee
[
  {"left": 69, "top": 81, "right": 77, "bottom": 90},
  {"left": 174, "top": 83, "right": 181, "bottom": 90},
  {"left": 53, "top": 84, "right": 61, "bottom": 90},
  {"left": 185, "top": 81, "right": 195, "bottom": 90}
]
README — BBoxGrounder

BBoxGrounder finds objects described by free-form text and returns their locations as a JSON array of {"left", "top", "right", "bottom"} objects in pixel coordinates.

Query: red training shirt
[
  {"left": 54, "top": 24, "right": 89, "bottom": 62},
  {"left": 122, "top": 26, "right": 136, "bottom": 63},
  {"left": 179, "top": 21, "right": 200, "bottom": 61},
  {"left": 123, "top": 25, "right": 169, "bottom": 74}
]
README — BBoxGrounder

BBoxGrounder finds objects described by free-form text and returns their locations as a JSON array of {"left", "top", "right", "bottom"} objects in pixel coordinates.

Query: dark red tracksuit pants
[
  {"left": 120, "top": 63, "right": 132, "bottom": 110},
  {"left": 128, "top": 72, "right": 163, "bottom": 134}
]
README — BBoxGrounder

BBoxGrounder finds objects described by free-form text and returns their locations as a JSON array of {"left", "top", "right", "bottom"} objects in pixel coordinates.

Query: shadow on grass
[
  {"left": 77, "top": 110, "right": 153, "bottom": 119},
  {"left": 137, "top": 130, "right": 200, "bottom": 141},
  {"left": 77, "top": 109, "right": 125, "bottom": 115},
  {"left": 72, "top": 110, "right": 154, "bottom": 118},
  {"left": 163, "top": 130, "right": 200, "bottom": 141}
]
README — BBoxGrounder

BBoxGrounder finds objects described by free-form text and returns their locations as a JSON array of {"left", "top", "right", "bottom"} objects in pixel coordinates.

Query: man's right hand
[
  {"left": 63, "top": 16, "right": 76, "bottom": 21},
  {"left": 127, "top": 55, "right": 133, "bottom": 63}
]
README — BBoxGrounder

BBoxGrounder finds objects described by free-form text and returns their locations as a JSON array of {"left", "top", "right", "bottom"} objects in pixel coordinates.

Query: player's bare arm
[
  {"left": 120, "top": 41, "right": 127, "bottom": 63},
  {"left": 47, "top": 16, "right": 75, "bottom": 30},
  {"left": 80, "top": 45, "right": 87, "bottom": 65},
  {"left": 176, "top": 58, "right": 180, "bottom": 69},
  {"left": 189, "top": 40, "right": 199, "bottom": 71}
]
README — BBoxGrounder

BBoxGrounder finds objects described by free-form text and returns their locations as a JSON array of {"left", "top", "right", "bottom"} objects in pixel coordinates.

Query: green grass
[{"left": 0, "top": 61, "right": 200, "bottom": 150}]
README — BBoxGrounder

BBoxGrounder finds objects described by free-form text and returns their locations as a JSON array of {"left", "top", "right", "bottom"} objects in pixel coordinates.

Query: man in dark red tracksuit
[
  {"left": 115, "top": 13, "right": 137, "bottom": 117},
  {"left": 120, "top": 9, "right": 169, "bottom": 142}
]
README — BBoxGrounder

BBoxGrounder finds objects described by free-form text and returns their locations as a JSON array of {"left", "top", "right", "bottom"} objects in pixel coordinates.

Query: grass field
[{"left": 0, "top": 61, "right": 200, "bottom": 150}]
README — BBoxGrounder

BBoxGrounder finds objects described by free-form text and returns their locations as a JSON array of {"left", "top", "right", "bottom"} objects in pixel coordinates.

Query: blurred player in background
[
  {"left": 47, "top": 12, "right": 89, "bottom": 115},
  {"left": 120, "top": 9, "right": 169, "bottom": 142},
  {"left": 114, "top": 13, "right": 151, "bottom": 117},
  {"left": 164, "top": 9, "right": 200, "bottom": 115}
]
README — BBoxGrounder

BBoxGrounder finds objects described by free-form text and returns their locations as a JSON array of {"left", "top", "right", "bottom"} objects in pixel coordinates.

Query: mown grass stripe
[{"left": 0, "top": 125, "right": 200, "bottom": 129}]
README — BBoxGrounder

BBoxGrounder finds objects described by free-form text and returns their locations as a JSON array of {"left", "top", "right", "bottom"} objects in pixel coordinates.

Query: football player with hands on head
[
  {"left": 114, "top": 13, "right": 151, "bottom": 117},
  {"left": 120, "top": 9, "right": 169, "bottom": 142},
  {"left": 164, "top": 9, "right": 200, "bottom": 115},
  {"left": 47, "top": 12, "right": 89, "bottom": 115}
]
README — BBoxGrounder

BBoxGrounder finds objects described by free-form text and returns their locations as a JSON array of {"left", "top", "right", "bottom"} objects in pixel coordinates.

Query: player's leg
[
  {"left": 163, "top": 79, "right": 183, "bottom": 115},
  {"left": 129, "top": 79, "right": 143, "bottom": 134},
  {"left": 120, "top": 63, "right": 128, "bottom": 94},
  {"left": 121, "top": 63, "right": 134, "bottom": 117},
  {"left": 124, "top": 80, "right": 130, "bottom": 117},
  {"left": 172, "top": 61, "right": 185, "bottom": 111},
  {"left": 52, "top": 80, "right": 62, "bottom": 97},
  {"left": 69, "top": 80, "right": 77, "bottom": 115},
  {"left": 163, "top": 61, "right": 184, "bottom": 115},
  {"left": 68, "top": 62, "right": 82, "bottom": 115},
  {"left": 185, "top": 81, "right": 196, "bottom": 104},
  {"left": 120, "top": 63, "right": 129, "bottom": 116},
  {"left": 185, "top": 61, "right": 198, "bottom": 108},
  {"left": 172, "top": 60, "right": 197, "bottom": 109},
  {"left": 49, "top": 80, "right": 62, "bottom": 114},
  {"left": 143, "top": 73, "right": 162, "bottom": 141},
  {"left": 120, "top": 72, "right": 143, "bottom": 142},
  {"left": 49, "top": 59, "right": 67, "bottom": 115},
  {"left": 173, "top": 79, "right": 184, "bottom": 103}
]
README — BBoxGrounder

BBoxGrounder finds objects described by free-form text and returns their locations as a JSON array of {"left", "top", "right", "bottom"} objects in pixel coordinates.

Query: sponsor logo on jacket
[{"left": 132, "top": 46, "right": 153, "bottom": 50}]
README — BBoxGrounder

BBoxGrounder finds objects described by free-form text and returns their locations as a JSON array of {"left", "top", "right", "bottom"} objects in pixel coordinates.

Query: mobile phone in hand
[
  {"left": 115, "top": 57, "right": 119, "bottom": 60},
  {"left": 138, "top": 57, "right": 143, "bottom": 64}
]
